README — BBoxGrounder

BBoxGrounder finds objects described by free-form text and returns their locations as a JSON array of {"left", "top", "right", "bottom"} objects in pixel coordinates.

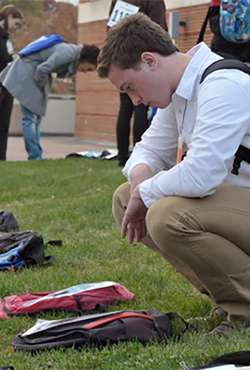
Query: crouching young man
[{"left": 97, "top": 13, "right": 250, "bottom": 335}]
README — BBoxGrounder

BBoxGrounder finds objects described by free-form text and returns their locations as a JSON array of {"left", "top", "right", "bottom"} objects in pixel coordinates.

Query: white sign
[{"left": 107, "top": 0, "right": 139, "bottom": 27}]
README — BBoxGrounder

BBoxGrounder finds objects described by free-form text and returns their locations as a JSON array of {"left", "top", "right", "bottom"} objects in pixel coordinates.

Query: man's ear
[{"left": 141, "top": 52, "right": 157, "bottom": 70}]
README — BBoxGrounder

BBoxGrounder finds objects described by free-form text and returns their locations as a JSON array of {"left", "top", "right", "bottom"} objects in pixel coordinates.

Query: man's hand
[{"left": 121, "top": 185, "right": 148, "bottom": 244}]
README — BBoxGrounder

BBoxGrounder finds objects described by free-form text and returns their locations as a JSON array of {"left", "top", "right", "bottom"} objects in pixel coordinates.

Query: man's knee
[
  {"left": 112, "top": 182, "right": 130, "bottom": 225},
  {"left": 146, "top": 196, "right": 189, "bottom": 253}
]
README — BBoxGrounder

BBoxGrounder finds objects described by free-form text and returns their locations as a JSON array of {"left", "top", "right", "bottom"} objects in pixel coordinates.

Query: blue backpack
[
  {"left": 0, "top": 231, "right": 62, "bottom": 270},
  {"left": 18, "top": 35, "right": 64, "bottom": 56},
  {"left": 220, "top": 0, "right": 250, "bottom": 43}
]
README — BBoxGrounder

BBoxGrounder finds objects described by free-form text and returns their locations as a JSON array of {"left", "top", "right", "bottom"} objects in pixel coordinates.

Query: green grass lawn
[{"left": 0, "top": 158, "right": 248, "bottom": 370}]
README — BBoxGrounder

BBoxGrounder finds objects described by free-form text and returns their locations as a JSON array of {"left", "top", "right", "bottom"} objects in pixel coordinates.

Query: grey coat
[{"left": 0, "top": 42, "right": 82, "bottom": 116}]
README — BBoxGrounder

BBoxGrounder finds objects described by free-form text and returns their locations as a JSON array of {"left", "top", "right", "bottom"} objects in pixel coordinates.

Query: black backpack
[
  {"left": 0, "top": 231, "right": 62, "bottom": 270},
  {"left": 0, "top": 210, "right": 19, "bottom": 232},
  {"left": 11, "top": 309, "right": 189, "bottom": 352}
]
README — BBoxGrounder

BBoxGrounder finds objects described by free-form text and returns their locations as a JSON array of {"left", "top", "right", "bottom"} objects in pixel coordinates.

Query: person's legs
[
  {"left": 116, "top": 93, "right": 133, "bottom": 166},
  {"left": 20, "top": 104, "right": 43, "bottom": 160},
  {"left": 133, "top": 103, "right": 149, "bottom": 145},
  {"left": 0, "top": 87, "right": 14, "bottom": 161},
  {"left": 112, "top": 182, "right": 209, "bottom": 297},
  {"left": 146, "top": 184, "right": 250, "bottom": 326},
  {"left": 35, "top": 114, "right": 42, "bottom": 156}
]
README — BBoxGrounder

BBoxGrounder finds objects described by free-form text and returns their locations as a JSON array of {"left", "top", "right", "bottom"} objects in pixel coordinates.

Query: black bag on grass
[
  {"left": 11, "top": 309, "right": 189, "bottom": 352},
  {"left": 0, "top": 210, "right": 18, "bottom": 232},
  {"left": 190, "top": 350, "right": 250, "bottom": 369},
  {"left": 0, "top": 231, "right": 62, "bottom": 270}
]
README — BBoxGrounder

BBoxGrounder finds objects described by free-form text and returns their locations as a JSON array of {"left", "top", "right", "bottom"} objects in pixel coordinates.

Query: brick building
[{"left": 76, "top": 0, "right": 213, "bottom": 142}]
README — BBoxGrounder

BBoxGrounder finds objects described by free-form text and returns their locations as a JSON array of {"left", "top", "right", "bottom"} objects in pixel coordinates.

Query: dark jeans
[
  {"left": 116, "top": 92, "right": 148, "bottom": 163},
  {"left": 0, "top": 86, "right": 13, "bottom": 161}
]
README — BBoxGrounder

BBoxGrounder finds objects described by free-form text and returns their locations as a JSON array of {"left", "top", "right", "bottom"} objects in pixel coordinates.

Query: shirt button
[{"left": 178, "top": 109, "right": 182, "bottom": 113}]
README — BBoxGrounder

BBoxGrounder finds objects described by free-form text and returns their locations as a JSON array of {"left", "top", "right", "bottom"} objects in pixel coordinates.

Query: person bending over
[{"left": 0, "top": 42, "right": 99, "bottom": 160}]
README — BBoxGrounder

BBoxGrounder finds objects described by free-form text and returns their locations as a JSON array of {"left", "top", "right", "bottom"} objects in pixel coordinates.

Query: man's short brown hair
[{"left": 97, "top": 13, "right": 176, "bottom": 78}]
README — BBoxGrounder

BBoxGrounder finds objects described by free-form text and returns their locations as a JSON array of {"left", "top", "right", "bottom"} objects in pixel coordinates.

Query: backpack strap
[
  {"left": 197, "top": 4, "right": 212, "bottom": 43},
  {"left": 197, "top": 0, "right": 221, "bottom": 43},
  {"left": 42, "top": 241, "right": 62, "bottom": 266},
  {"left": 167, "top": 312, "right": 191, "bottom": 337},
  {"left": 201, "top": 58, "right": 250, "bottom": 83},
  {"left": 42, "top": 255, "right": 56, "bottom": 266},
  {"left": 83, "top": 312, "right": 154, "bottom": 330},
  {"left": 44, "top": 240, "right": 62, "bottom": 247},
  {"left": 232, "top": 145, "right": 250, "bottom": 175},
  {"left": 73, "top": 296, "right": 107, "bottom": 314}
]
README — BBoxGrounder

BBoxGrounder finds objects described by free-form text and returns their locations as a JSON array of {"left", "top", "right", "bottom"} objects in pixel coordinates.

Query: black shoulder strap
[
  {"left": 197, "top": 4, "right": 211, "bottom": 43},
  {"left": 201, "top": 59, "right": 250, "bottom": 83},
  {"left": 44, "top": 240, "right": 62, "bottom": 247}
]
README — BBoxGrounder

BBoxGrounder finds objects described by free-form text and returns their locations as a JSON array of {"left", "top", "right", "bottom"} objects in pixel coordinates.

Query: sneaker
[
  {"left": 187, "top": 307, "right": 227, "bottom": 323},
  {"left": 210, "top": 307, "right": 227, "bottom": 318},
  {"left": 208, "top": 321, "right": 233, "bottom": 336}
]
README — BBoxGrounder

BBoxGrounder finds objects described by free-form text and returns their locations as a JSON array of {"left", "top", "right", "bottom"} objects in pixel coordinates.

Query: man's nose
[{"left": 129, "top": 93, "right": 142, "bottom": 106}]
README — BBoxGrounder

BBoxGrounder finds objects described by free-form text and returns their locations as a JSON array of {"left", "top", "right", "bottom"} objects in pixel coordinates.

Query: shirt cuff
[{"left": 139, "top": 177, "right": 158, "bottom": 208}]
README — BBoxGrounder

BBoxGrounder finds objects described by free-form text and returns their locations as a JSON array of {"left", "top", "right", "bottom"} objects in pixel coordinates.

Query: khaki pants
[{"left": 113, "top": 182, "right": 250, "bottom": 325}]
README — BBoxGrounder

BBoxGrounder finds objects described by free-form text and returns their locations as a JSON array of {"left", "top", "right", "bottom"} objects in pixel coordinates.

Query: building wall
[{"left": 76, "top": 0, "right": 213, "bottom": 142}]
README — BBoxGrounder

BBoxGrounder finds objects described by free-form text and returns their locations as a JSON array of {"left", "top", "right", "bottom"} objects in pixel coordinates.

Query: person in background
[
  {"left": 0, "top": 43, "right": 99, "bottom": 161},
  {"left": 198, "top": 0, "right": 250, "bottom": 62},
  {"left": 98, "top": 13, "right": 250, "bottom": 336},
  {"left": 0, "top": 5, "right": 22, "bottom": 161},
  {"left": 108, "top": 0, "right": 168, "bottom": 167}
]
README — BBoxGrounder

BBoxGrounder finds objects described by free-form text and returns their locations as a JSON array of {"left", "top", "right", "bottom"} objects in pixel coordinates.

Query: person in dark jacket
[
  {"left": 199, "top": 0, "right": 250, "bottom": 62},
  {"left": 108, "top": 0, "right": 168, "bottom": 167},
  {"left": 0, "top": 5, "right": 22, "bottom": 161}
]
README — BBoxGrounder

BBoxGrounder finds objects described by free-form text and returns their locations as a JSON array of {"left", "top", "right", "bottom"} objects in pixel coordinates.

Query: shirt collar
[{"left": 174, "top": 42, "right": 221, "bottom": 100}]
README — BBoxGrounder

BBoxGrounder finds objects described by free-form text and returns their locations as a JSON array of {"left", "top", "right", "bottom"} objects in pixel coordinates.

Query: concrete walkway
[{"left": 6, "top": 136, "right": 117, "bottom": 162}]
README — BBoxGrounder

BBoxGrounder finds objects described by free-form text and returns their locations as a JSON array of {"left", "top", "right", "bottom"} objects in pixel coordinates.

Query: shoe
[
  {"left": 210, "top": 307, "right": 227, "bottom": 318},
  {"left": 208, "top": 321, "right": 233, "bottom": 336},
  {"left": 187, "top": 307, "right": 227, "bottom": 323}
]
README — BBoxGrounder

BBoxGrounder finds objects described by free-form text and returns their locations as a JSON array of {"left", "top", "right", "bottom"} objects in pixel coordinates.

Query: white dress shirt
[{"left": 123, "top": 43, "right": 250, "bottom": 208}]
